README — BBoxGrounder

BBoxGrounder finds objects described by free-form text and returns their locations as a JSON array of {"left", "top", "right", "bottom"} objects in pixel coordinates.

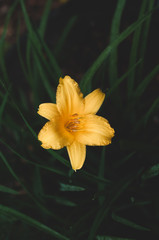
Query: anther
[{"left": 65, "top": 114, "right": 81, "bottom": 132}]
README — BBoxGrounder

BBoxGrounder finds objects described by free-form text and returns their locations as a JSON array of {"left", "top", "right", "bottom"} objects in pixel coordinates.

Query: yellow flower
[{"left": 37, "top": 76, "right": 115, "bottom": 171}]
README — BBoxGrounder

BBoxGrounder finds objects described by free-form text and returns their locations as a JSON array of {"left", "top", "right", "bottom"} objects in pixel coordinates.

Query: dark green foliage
[{"left": 0, "top": 0, "right": 159, "bottom": 239}]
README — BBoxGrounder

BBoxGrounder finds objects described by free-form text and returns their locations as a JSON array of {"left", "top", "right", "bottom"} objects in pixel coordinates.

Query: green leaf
[
  {"left": 98, "top": 147, "right": 106, "bottom": 205},
  {"left": 38, "top": 0, "right": 53, "bottom": 38},
  {"left": 47, "top": 149, "right": 69, "bottom": 167},
  {"left": 108, "top": 0, "right": 126, "bottom": 108},
  {"left": 88, "top": 169, "right": 143, "bottom": 240},
  {"left": 80, "top": 9, "right": 153, "bottom": 93},
  {"left": 0, "top": 138, "right": 67, "bottom": 179},
  {"left": 59, "top": 183, "right": 85, "bottom": 191},
  {"left": 33, "top": 52, "right": 56, "bottom": 102},
  {"left": 136, "top": 0, "right": 155, "bottom": 84},
  {"left": 113, "top": 152, "right": 136, "bottom": 168},
  {"left": 133, "top": 64, "right": 159, "bottom": 99},
  {"left": 0, "top": 185, "right": 19, "bottom": 195},
  {"left": 15, "top": 105, "right": 37, "bottom": 139},
  {"left": 80, "top": 170, "right": 111, "bottom": 184},
  {"left": 42, "top": 194, "right": 77, "bottom": 207},
  {"left": 143, "top": 96, "right": 159, "bottom": 125},
  {"left": 109, "top": 0, "right": 126, "bottom": 86},
  {"left": 0, "top": 0, "right": 19, "bottom": 85},
  {"left": 134, "top": 95, "right": 159, "bottom": 132},
  {"left": 0, "top": 88, "right": 10, "bottom": 124},
  {"left": 55, "top": 15, "right": 78, "bottom": 56},
  {"left": 33, "top": 167, "right": 44, "bottom": 198},
  {"left": 0, "top": 151, "right": 60, "bottom": 219},
  {"left": 112, "top": 212, "right": 150, "bottom": 231},
  {"left": 142, "top": 164, "right": 159, "bottom": 180},
  {"left": 96, "top": 236, "right": 135, "bottom": 240},
  {"left": 107, "top": 59, "right": 142, "bottom": 98},
  {"left": 20, "top": 0, "right": 61, "bottom": 81},
  {"left": 127, "top": 0, "right": 148, "bottom": 97},
  {"left": 0, "top": 204, "right": 70, "bottom": 240},
  {"left": 48, "top": 149, "right": 110, "bottom": 184}
]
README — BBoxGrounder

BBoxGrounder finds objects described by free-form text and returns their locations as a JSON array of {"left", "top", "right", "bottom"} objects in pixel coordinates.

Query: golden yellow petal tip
[{"left": 59, "top": 77, "right": 63, "bottom": 83}]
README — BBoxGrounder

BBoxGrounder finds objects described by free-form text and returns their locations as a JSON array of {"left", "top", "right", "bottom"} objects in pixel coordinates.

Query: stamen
[{"left": 65, "top": 113, "right": 82, "bottom": 132}]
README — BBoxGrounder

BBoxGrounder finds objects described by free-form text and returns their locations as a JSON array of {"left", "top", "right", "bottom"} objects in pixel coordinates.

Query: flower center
[{"left": 65, "top": 113, "right": 81, "bottom": 132}]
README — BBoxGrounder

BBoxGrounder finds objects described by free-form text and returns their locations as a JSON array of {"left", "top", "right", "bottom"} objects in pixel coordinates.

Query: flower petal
[
  {"left": 56, "top": 76, "right": 84, "bottom": 117},
  {"left": 38, "top": 120, "right": 74, "bottom": 150},
  {"left": 66, "top": 141, "right": 86, "bottom": 170},
  {"left": 84, "top": 89, "right": 105, "bottom": 114},
  {"left": 75, "top": 114, "right": 115, "bottom": 146},
  {"left": 38, "top": 103, "right": 59, "bottom": 120}
]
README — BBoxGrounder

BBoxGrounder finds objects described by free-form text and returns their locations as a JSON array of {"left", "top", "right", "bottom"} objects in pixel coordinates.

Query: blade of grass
[
  {"left": 134, "top": 96, "right": 159, "bottom": 132},
  {"left": 114, "top": 200, "right": 151, "bottom": 212},
  {"left": 49, "top": 149, "right": 110, "bottom": 184},
  {"left": 80, "top": 9, "right": 153, "bottom": 94},
  {"left": 33, "top": 166, "right": 44, "bottom": 199},
  {"left": 33, "top": 52, "right": 56, "bottom": 102},
  {"left": 127, "top": 0, "right": 148, "bottom": 98},
  {"left": 0, "top": 185, "right": 19, "bottom": 195},
  {"left": 59, "top": 183, "right": 85, "bottom": 191},
  {"left": 0, "top": 0, "right": 19, "bottom": 85},
  {"left": 96, "top": 236, "right": 135, "bottom": 240},
  {"left": 137, "top": 0, "right": 155, "bottom": 82},
  {"left": 47, "top": 149, "right": 69, "bottom": 167},
  {"left": 143, "top": 96, "right": 159, "bottom": 125},
  {"left": 16, "top": 17, "right": 29, "bottom": 84},
  {"left": 0, "top": 151, "right": 66, "bottom": 223},
  {"left": 16, "top": 17, "right": 41, "bottom": 107},
  {"left": 0, "top": 138, "right": 67, "bottom": 177},
  {"left": 18, "top": 88, "right": 29, "bottom": 111},
  {"left": 15, "top": 105, "right": 37, "bottom": 139},
  {"left": 0, "top": 152, "right": 50, "bottom": 216},
  {"left": 25, "top": 36, "right": 56, "bottom": 105},
  {"left": 142, "top": 163, "right": 159, "bottom": 180},
  {"left": 26, "top": 35, "right": 35, "bottom": 86},
  {"left": 113, "top": 151, "right": 136, "bottom": 168},
  {"left": 112, "top": 212, "right": 150, "bottom": 231},
  {"left": 25, "top": 29, "right": 61, "bottom": 92},
  {"left": 20, "top": 0, "right": 61, "bottom": 81},
  {"left": 25, "top": 30, "right": 56, "bottom": 102},
  {"left": 109, "top": 0, "right": 126, "bottom": 86},
  {"left": 37, "top": 35, "right": 62, "bottom": 81},
  {"left": 98, "top": 147, "right": 106, "bottom": 205},
  {"left": 55, "top": 15, "right": 78, "bottom": 57},
  {"left": 133, "top": 64, "right": 159, "bottom": 99},
  {"left": 0, "top": 88, "right": 10, "bottom": 125},
  {"left": 88, "top": 168, "right": 143, "bottom": 240},
  {"left": 107, "top": 59, "right": 142, "bottom": 98},
  {"left": 29, "top": 160, "right": 67, "bottom": 177},
  {"left": 38, "top": 0, "right": 53, "bottom": 38},
  {"left": 0, "top": 204, "right": 70, "bottom": 240},
  {"left": 0, "top": 77, "right": 7, "bottom": 91},
  {"left": 80, "top": 170, "right": 111, "bottom": 184},
  {"left": 108, "top": 0, "right": 126, "bottom": 108},
  {"left": 42, "top": 194, "right": 77, "bottom": 207}
]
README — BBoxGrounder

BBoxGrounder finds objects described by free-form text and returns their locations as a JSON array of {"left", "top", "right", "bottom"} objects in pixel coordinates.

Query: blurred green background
[{"left": 0, "top": 0, "right": 159, "bottom": 239}]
